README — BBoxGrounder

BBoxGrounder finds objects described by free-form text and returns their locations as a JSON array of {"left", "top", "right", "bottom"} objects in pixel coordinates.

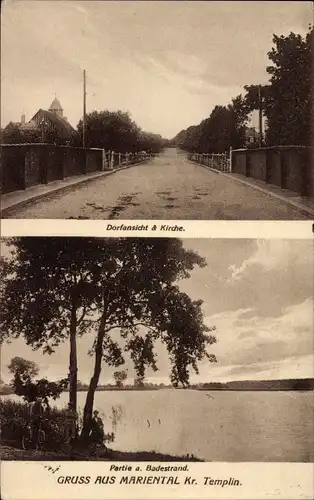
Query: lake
[{"left": 3, "top": 390, "right": 313, "bottom": 462}]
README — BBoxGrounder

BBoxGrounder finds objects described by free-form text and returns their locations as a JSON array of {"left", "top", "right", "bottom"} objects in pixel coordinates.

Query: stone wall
[
  {"left": 1, "top": 144, "right": 103, "bottom": 194},
  {"left": 232, "top": 146, "right": 313, "bottom": 197}
]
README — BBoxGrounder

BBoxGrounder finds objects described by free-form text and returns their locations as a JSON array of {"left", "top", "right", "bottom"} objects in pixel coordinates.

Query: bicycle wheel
[
  {"left": 36, "top": 429, "right": 46, "bottom": 451},
  {"left": 22, "top": 433, "right": 31, "bottom": 450}
]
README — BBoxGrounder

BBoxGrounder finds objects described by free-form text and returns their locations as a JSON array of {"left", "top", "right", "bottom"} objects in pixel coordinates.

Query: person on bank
[
  {"left": 90, "top": 410, "right": 105, "bottom": 445},
  {"left": 28, "top": 397, "right": 45, "bottom": 445}
]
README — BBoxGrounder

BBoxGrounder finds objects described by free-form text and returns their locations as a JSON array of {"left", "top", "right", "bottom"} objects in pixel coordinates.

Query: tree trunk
[
  {"left": 80, "top": 303, "right": 107, "bottom": 441},
  {"left": 69, "top": 302, "right": 78, "bottom": 413}
]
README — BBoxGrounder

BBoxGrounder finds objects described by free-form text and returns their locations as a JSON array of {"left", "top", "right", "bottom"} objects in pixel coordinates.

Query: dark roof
[
  {"left": 32, "top": 109, "right": 75, "bottom": 139},
  {"left": 49, "top": 97, "right": 63, "bottom": 111}
]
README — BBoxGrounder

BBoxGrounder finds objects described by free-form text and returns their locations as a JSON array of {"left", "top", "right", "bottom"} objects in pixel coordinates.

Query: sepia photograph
[
  {"left": 1, "top": 1, "right": 314, "bottom": 220},
  {"left": 0, "top": 236, "right": 313, "bottom": 463}
]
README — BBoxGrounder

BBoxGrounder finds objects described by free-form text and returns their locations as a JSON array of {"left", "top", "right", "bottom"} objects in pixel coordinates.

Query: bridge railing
[
  {"left": 103, "top": 150, "right": 154, "bottom": 170},
  {"left": 187, "top": 152, "right": 231, "bottom": 172}
]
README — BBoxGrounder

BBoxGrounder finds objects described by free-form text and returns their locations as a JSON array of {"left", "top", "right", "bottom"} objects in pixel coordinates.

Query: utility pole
[
  {"left": 258, "top": 85, "right": 263, "bottom": 147},
  {"left": 83, "top": 69, "right": 86, "bottom": 148}
]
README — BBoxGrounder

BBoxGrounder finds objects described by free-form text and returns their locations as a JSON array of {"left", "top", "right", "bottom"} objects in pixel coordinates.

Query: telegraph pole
[
  {"left": 258, "top": 85, "right": 263, "bottom": 147},
  {"left": 83, "top": 69, "right": 86, "bottom": 148}
]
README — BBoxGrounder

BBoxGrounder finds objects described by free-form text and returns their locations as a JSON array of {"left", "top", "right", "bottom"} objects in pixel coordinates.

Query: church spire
[{"left": 49, "top": 96, "right": 63, "bottom": 118}]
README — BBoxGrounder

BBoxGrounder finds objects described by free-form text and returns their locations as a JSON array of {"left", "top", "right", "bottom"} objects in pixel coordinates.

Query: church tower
[{"left": 49, "top": 97, "right": 63, "bottom": 119}]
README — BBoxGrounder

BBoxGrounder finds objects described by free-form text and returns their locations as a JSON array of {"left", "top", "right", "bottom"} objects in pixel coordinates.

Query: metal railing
[
  {"left": 102, "top": 150, "right": 154, "bottom": 170},
  {"left": 188, "top": 152, "right": 231, "bottom": 172}
]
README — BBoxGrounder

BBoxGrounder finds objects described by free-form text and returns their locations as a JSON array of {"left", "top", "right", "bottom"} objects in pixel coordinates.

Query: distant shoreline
[{"left": 1, "top": 378, "right": 313, "bottom": 395}]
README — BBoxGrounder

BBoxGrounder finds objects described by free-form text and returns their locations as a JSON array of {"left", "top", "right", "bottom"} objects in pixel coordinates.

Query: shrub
[
  {"left": 0, "top": 398, "right": 115, "bottom": 452},
  {"left": 0, "top": 399, "right": 69, "bottom": 451}
]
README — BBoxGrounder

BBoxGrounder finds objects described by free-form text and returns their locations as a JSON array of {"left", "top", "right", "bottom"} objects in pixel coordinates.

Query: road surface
[{"left": 4, "top": 149, "right": 310, "bottom": 219}]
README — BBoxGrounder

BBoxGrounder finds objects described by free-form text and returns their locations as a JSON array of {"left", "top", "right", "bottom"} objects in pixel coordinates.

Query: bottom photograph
[{"left": 0, "top": 236, "right": 313, "bottom": 463}]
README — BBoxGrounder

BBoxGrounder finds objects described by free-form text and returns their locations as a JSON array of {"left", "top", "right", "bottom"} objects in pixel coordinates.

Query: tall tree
[
  {"left": 264, "top": 28, "right": 312, "bottom": 145},
  {"left": 197, "top": 106, "right": 235, "bottom": 153},
  {"left": 0, "top": 238, "right": 106, "bottom": 413},
  {"left": 175, "top": 96, "right": 249, "bottom": 153},
  {"left": 80, "top": 238, "right": 216, "bottom": 439},
  {"left": 77, "top": 110, "right": 142, "bottom": 152},
  {"left": 244, "top": 27, "right": 313, "bottom": 146},
  {"left": 1, "top": 238, "right": 217, "bottom": 441},
  {"left": 8, "top": 357, "right": 39, "bottom": 383},
  {"left": 228, "top": 94, "right": 251, "bottom": 148}
]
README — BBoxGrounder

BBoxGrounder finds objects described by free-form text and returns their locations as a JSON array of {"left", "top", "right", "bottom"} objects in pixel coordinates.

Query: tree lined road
[{"left": 4, "top": 149, "right": 309, "bottom": 220}]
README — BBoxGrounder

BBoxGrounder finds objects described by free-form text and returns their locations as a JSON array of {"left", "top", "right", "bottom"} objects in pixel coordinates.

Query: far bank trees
[{"left": 113, "top": 370, "right": 128, "bottom": 388}]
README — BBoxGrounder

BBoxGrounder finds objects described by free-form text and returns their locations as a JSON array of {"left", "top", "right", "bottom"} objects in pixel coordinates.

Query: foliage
[
  {"left": 244, "top": 27, "right": 313, "bottom": 146},
  {"left": 1, "top": 123, "right": 41, "bottom": 144},
  {"left": 0, "top": 238, "right": 109, "bottom": 411},
  {"left": 0, "top": 399, "right": 68, "bottom": 451},
  {"left": 263, "top": 28, "right": 313, "bottom": 145},
  {"left": 8, "top": 357, "right": 68, "bottom": 405},
  {"left": 0, "top": 398, "right": 116, "bottom": 452},
  {"left": 174, "top": 26, "right": 313, "bottom": 150},
  {"left": 76, "top": 110, "right": 165, "bottom": 153},
  {"left": 8, "top": 357, "right": 39, "bottom": 381},
  {"left": 1, "top": 123, "right": 78, "bottom": 146},
  {"left": 0, "top": 237, "right": 216, "bottom": 440},
  {"left": 137, "top": 130, "right": 166, "bottom": 153},
  {"left": 113, "top": 370, "right": 128, "bottom": 388},
  {"left": 109, "top": 404, "right": 124, "bottom": 433},
  {"left": 134, "top": 375, "right": 145, "bottom": 388},
  {"left": 1, "top": 110, "right": 163, "bottom": 151},
  {"left": 174, "top": 96, "right": 249, "bottom": 153}
]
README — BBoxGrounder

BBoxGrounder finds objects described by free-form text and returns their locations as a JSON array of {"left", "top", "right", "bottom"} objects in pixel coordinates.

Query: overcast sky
[
  {"left": 1, "top": 238, "right": 313, "bottom": 385},
  {"left": 1, "top": 1, "right": 312, "bottom": 137}
]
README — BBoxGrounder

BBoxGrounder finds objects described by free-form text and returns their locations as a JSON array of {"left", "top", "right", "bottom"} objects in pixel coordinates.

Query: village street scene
[{"left": 1, "top": 2, "right": 313, "bottom": 220}]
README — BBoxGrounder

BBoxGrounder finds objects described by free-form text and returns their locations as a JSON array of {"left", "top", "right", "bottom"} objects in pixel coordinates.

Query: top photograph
[{"left": 1, "top": 1, "right": 313, "bottom": 220}]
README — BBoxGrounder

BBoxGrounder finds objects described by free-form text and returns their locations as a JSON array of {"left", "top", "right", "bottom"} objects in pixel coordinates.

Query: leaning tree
[{"left": 78, "top": 238, "right": 217, "bottom": 439}]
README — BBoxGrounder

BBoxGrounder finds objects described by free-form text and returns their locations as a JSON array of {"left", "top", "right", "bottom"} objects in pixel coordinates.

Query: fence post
[
  {"left": 229, "top": 147, "right": 233, "bottom": 172},
  {"left": 118, "top": 152, "right": 121, "bottom": 166},
  {"left": 102, "top": 149, "right": 107, "bottom": 171},
  {"left": 110, "top": 151, "right": 115, "bottom": 169}
]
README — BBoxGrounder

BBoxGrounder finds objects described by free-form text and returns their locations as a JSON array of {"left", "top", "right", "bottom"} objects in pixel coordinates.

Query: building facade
[{"left": 31, "top": 97, "right": 76, "bottom": 144}]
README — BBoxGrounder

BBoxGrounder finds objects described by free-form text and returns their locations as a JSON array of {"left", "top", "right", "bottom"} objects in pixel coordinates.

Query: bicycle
[{"left": 21, "top": 418, "right": 46, "bottom": 452}]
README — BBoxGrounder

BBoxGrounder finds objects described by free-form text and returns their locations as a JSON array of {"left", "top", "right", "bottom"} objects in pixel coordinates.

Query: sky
[
  {"left": 1, "top": 238, "right": 313, "bottom": 385},
  {"left": 1, "top": 1, "right": 312, "bottom": 138}
]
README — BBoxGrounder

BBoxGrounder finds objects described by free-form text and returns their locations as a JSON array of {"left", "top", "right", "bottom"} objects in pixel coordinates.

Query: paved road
[{"left": 5, "top": 149, "right": 309, "bottom": 219}]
